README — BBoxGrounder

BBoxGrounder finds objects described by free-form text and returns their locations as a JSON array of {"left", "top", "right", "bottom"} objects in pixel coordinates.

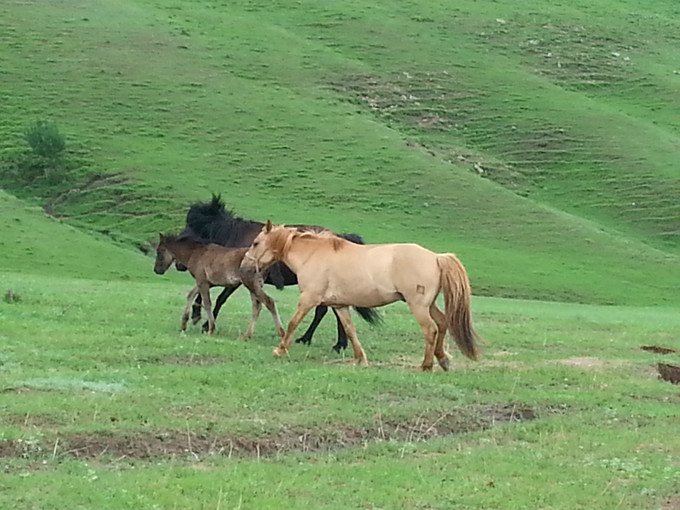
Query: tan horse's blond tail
[{"left": 437, "top": 254, "right": 482, "bottom": 361}]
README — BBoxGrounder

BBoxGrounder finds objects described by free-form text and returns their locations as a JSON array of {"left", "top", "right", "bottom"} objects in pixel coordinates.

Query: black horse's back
[{"left": 339, "top": 232, "right": 365, "bottom": 245}]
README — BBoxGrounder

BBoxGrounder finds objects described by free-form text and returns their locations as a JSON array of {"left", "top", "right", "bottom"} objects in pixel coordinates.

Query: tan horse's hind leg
[
  {"left": 407, "top": 302, "right": 439, "bottom": 372},
  {"left": 430, "top": 303, "right": 452, "bottom": 371},
  {"left": 334, "top": 307, "right": 368, "bottom": 366}
]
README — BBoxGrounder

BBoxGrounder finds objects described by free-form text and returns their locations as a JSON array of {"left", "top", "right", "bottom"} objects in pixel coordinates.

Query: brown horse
[
  {"left": 243, "top": 221, "right": 483, "bottom": 371},
  {"left": 154, "top": 233, "right": 285, "bottom": 339}
]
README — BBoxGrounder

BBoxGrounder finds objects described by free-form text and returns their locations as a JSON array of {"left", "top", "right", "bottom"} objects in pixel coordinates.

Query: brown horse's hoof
[
  {"left": 273, "top": 346, "right": 288, "bottom": 357},
  {"left": 355, "top": 358, "right": 369, "bottom": 367},
  {"left": 438, "top": 358, "right": 451, "bottom": 372},
  {"left": 419, "top": 364, "right": 434, "bottom": 372}
]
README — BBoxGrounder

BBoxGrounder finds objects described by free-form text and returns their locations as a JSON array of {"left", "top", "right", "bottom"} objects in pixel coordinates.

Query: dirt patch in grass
[
  {"left": 558, "top": 357, "right": 608, "bottom": 369},
  {"left": 657, "top": 363, "right": 680, "bottom": 385},
  {"left": 641, "top": 345, "right": 680, "bottom": 355},
  {"left": 0, "top": 403, "right": 541, "bottom": 461},
  {"left": 5, "top": 414, "right": 63, "bottom": 428},
  {"left": 159, "top": 354, "right": 228, "bottom": 366},
  {"left": 661, "top": 495, "right": 680, "bottom": 510}
]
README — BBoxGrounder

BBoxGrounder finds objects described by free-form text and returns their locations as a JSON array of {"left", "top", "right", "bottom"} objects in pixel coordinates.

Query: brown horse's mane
[
  {"left": 162, "top": 232, "right": 213, "bottom": 246},
  {"left": 269, "top": 226, "right": 346, "bottom": 259}
]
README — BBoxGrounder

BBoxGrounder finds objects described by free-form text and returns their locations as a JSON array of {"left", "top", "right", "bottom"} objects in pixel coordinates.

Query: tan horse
[
  {"left": 243, "top": 221, "right": 482, "bottom": 371},
  {"left": 154, "top": 233, "right": 285, "bottom": 339}
]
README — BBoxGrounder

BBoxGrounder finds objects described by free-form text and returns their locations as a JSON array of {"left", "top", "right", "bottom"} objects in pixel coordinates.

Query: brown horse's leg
[
  {"left": 334, "top": 307, "right": 368, "bottom": 366},
  {"left": 242, "top": 275, "right": 285, "bottom": 339},
  {"left": 182, "top": 286, "right": 201, "bottom": 331},
  {"left": 407, "top": 302, "right": 439, "bottom": 371},
  {"left": 430, "top": 303, "right": 452, "bottom": 371},
  {"left": 241, "top": 291, "right": 261, "bottom": 340},
  {"left": 202, "top": 285, "right": 239, "bottom": 332},
  {"left": 198, "top": 283, "right": 215, "bottom": 335},
  {"left": 275, "top": 296, "right": 316, "bottom": 357}
]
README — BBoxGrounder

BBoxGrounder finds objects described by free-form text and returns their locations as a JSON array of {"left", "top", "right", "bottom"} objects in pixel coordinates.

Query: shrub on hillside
[
  {"left": 0, "top": 120, "right": 70, "bottom": 184},
  {"left": 25, "top": 120, "right": 66, "bottom": 159}
]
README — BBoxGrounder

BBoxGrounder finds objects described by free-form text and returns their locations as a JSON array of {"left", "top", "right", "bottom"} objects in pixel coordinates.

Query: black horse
[{"left": 180, "top": 195, "right": 381, "bottom": 351}]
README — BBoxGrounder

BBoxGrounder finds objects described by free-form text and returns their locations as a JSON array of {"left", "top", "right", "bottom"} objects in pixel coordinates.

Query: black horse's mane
[{"left": 182, "top": 194, "right": 263, "bottom": 246}]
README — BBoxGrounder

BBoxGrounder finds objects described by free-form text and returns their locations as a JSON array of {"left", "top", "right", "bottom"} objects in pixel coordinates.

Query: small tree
[
  {"left": 17, "top": 120, "right": 68, "bottom": 183},
  {"left": 25, "top": 120, "right": 66, "bottom": 159}
]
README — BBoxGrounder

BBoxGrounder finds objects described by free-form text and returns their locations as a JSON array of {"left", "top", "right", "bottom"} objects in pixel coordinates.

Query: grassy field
[
  {"left": 1, "top": 269, "right": 679, "bottom": 509},
  {"left": 1, "top": 0, "right": 679, "bottom": 508}
]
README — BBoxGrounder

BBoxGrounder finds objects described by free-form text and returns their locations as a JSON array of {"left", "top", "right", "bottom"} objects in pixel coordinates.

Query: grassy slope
[
  {"left": 1, "top": 0, "right": 679, "bottom": 306},
  {"left": 0, "top": 190, "right": 156, "bottom": 282}
]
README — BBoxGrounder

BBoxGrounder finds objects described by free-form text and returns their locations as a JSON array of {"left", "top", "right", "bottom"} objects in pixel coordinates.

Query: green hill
[
  {"left": 1, "top": 0, "right": 678, "bottom": 305},
  {"left": 0, "top": 190, "right": 154, "bottom": 281}
]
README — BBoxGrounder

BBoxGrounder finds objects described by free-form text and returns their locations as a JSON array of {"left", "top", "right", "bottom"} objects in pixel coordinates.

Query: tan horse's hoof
[
  {"left": 273, "top": 347, "right": 288, "bottom": 357},
  {"left": 355, "top": 358, "right": 369, "bottom": 367},
  {"left": 438, "top": 358, "right": 451, "bottom": 372}
]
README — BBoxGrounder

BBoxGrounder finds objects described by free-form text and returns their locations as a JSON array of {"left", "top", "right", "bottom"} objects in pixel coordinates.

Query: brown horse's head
[{"left": 154, "top": 233, "right": 175, "bottom": 274}]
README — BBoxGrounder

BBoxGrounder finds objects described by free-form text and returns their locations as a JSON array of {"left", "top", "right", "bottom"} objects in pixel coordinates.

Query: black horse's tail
[{"left": 354, "top": 306, "right": 383, "bottom": 325}]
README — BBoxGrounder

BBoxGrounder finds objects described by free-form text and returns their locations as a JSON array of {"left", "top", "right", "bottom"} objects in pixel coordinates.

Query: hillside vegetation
[{"left": 1, "top": 0, "right": 679, "bottom": 306}]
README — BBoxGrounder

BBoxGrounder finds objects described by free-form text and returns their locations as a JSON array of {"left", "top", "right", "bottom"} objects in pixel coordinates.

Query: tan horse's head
[{"left": 243, "top": 220, "right": 292, "bottom": 272}]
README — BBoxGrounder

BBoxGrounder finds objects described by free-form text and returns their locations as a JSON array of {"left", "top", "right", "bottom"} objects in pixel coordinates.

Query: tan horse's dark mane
[{"left": 269, "top": 226, "right": 346, "bottom": 259}]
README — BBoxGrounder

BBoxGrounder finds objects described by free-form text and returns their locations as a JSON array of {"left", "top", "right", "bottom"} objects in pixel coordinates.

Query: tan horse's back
[
  {"left": 389, "top": 243, "right": 441, "bottom": 297},
  {"left": 299, "top": 242, "right": 441, "bottom": 309}
]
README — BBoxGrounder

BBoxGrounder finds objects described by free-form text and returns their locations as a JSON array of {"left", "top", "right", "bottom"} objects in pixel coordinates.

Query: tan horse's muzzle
[{"left": 241, "top": 251, "right": 260, "bottom": 275}]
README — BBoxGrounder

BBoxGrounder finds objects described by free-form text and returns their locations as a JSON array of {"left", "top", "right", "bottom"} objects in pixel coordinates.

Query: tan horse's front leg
[
  {"left": 274, "top": 297, "right": 315, "bottom": 357},
  {"left": 181, "top": 286, "right": 201, "bottom": 331},
  {"left": 334, "top": 307, "right": 368, "bottom": 366}
]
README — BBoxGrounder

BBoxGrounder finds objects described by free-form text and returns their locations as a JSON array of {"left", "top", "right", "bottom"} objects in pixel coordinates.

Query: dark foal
[{"left": 154, "top": 233, "right": 285, "bottom": 339}]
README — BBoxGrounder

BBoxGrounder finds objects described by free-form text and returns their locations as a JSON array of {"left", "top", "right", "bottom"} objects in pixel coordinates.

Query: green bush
[
  {"left": 0, "top": 120, "right": 70, "bottom": 184},
  {"left": 24, "top": 120, "right": 66, "bottom": 159}
]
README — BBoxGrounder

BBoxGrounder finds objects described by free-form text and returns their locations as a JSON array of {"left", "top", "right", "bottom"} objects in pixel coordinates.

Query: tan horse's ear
[{"left": 265, "top": 219, "right": 273, "bottom": 232}]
